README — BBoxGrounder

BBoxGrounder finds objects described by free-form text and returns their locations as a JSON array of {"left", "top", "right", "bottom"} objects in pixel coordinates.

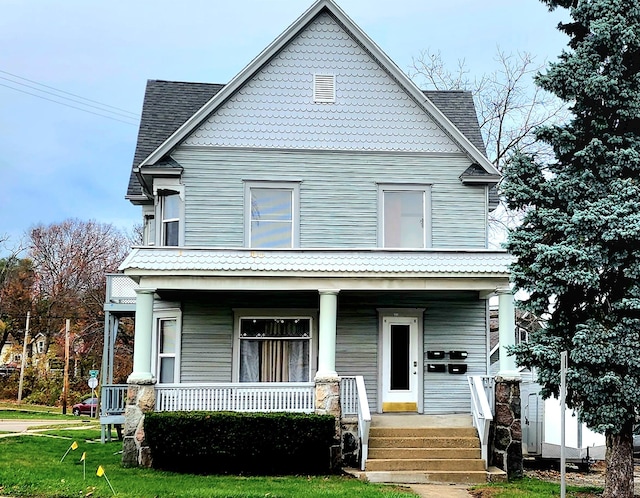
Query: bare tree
[
  {"left": 410, "top": 48, "right": 568, "bottom": 244},
  {"left": 27, "top": 219, "right": 129, "bottom": 358}
]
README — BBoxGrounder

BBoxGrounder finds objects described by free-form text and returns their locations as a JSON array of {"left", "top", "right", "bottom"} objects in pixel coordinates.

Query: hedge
[{"left": 144, "top": 411, "right": 338, "bottom": 474}]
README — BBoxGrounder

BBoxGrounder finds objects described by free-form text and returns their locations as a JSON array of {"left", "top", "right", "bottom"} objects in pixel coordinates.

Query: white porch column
[
  {"left": 127, "top": 288, "right": 156, "bottom": 384},
  {"left": 497, "top": 287, "right": 520, "bottom": 378},
  {"left": 315, "top": 289, "right": 340, "bottom": 379}
]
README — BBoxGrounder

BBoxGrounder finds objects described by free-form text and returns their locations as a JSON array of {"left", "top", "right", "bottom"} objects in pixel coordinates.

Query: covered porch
[{"left": 103, "top": 248, "right": 518, "bottom": 469}]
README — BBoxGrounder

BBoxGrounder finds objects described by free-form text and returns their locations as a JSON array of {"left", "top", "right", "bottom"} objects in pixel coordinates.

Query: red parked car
[{"left": 72, "top": 397, "right": 98, "bottom": 416}]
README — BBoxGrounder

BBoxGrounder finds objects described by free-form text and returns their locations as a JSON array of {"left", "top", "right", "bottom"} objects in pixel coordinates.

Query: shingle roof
[
  {"left": 119, "top": 247, "right": 512, "bottom": 276},
  {"left": 126, "top": 84, "right": 488, "bottom": 199},
  {"left": 423, "top": 90, "right": 486, "bottom": 155},
  {"left": 127, "top": 80, "right": 224, "bottom": 198}
]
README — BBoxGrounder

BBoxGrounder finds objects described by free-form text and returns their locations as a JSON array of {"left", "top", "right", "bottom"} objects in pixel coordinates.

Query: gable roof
[
  {"left": 128, "top": 0, "right": 499, "bottom": 199},
  {"left": 127, "top": 80, "right": 224, "bottom": 199}
]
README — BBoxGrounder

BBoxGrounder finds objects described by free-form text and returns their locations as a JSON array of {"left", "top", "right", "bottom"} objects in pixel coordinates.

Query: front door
[{"left": 381, "top": 316, "right": 420, "bottom": 412}]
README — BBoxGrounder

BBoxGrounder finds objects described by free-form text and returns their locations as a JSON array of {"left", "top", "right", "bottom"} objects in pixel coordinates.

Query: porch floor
[{"left": 371, "top": 414, "right": 473, "bottom": 429}]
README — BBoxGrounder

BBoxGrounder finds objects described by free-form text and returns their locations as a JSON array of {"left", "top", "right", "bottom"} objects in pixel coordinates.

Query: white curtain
[{"left": 240, "top": 340, "right": 260, "bottom": 382}]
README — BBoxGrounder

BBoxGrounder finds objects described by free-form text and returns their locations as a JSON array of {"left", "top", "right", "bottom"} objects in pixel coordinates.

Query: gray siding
[
  {"left": 173, "top": 148, "right": 487, "bottom": 249},
  {"left": 423, "top": 298, "right": 488, "bottom": 414},
  {"left": 174, "top": 291, "right": 487, "bottom": 414},
  {"left": 180, "top": 300, "right": 233, "bottom": 382}
]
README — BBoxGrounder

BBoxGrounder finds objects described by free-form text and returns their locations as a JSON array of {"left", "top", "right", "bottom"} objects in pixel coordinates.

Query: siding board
[{"left": 173, "top": 148, "right": 487, "bottom": 248}]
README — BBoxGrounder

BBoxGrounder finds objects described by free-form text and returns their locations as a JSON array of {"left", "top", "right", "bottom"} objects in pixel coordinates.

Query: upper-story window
[
  {"left": 161, "top": 192, "right": 180, "bottom": 246},
  {"left": 378, "top": 184, "right": 431, "bottom": 248},
  {"left": 245, "top": 181, "right": 300, "bottom": 248}
]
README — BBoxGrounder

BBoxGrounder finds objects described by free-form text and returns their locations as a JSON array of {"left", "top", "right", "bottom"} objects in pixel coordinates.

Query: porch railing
[
  {"left": 340, "top": 375, "right": 371, "bottom": 471},
  {"left": 468, "top": 375, "right": 494, "bottom": 467},
  {"left": 155, "top": 382, "right": 315, "bottom": 413},
  {"left": 100, "top": 384, "right": 127, "bottom": 416}
]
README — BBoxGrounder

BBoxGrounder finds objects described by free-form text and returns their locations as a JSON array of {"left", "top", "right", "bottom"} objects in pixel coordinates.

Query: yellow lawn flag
[
  {"left": 97, "top": 465, "right": 104, "bottom": 477},
  {"left": 71, "top": 441, "right": 78, "bottom": 450},
  {"left": 81, "top": 452, "right": 86, "bottom": 462}
]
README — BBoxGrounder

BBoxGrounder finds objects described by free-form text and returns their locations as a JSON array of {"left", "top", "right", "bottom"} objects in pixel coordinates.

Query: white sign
[{"left": 88, "top": 377, "right": 98, "bottom": 389}]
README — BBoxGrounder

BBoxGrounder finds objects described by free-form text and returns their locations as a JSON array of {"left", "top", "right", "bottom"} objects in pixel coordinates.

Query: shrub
[{"left": 144, "top": 411, "right": 338, "bottom": 475}]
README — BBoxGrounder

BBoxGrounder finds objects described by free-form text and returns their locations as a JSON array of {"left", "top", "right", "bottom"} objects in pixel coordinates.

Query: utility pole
[
  {"left": 62, "top": 319, "right": 70, "bottom": 415},
  {"left": 17, "top": 311, "right": 30, "bottom": 404}
]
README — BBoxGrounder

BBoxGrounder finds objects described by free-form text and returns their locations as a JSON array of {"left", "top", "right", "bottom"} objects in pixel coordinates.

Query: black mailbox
[
  {"left": 448, "top": 364, "right": 467, "bottom": 374},
  {"left": 427, "top": 363, "right": 446, "bottom": 373},
  {"left": 449, "top": 351, "right": 468, "bottom": 360},
  {"left": 427, "top": 350, "right": 446, "bottom": 359}
]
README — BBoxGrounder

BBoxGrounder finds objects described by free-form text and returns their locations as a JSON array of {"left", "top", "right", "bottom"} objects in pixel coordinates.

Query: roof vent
[{"left": 314, "top": 74, "right": 335, "bottom": 103}]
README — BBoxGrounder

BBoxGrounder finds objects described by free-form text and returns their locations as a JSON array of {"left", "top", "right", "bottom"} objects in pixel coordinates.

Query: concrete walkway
[
  {"left": 408, "top": 483, "right": 472, "bottom": 497},
  {"left": 0, "top": 419, "right": 89, "bottom": 436}
]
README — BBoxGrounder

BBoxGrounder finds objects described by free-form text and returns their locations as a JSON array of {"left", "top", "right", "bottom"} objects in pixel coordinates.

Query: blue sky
[{"left": 0, "top": 0, "right": 569, "bottom": 253}]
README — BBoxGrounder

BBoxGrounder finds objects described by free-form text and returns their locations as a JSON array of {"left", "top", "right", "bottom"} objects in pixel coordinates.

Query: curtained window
[{"left": 239, "top": 318, "right": 311, "bottom": 382}]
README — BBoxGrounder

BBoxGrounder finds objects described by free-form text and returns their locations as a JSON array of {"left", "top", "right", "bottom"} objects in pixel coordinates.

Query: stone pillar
[
  {"left": 315, "top": 290, "right": 341, "bottom": 468},
  {"left": 492, "top": 377, "right": 523, "bottom": 479},
  {"left": 316, "top": 289, "right": 339, "bottom": 379},
  {"left": 122, "top": 288, "right": 157, "bottom": 467},
  {"left": 497, "top": 288, "right": 520, "bottom": 378},
  {"left": 127, "top": 288, "right": 156, "bottom": 384},
  {"left": 122, "top": 383, "right": 156, "bottom": 467}
]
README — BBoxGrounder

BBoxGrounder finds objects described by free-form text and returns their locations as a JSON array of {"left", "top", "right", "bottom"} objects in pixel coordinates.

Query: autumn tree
[
  {"left": 27, "top": 219, "right": 130, "bottom": 372},
  {"left": 502, "top": 1, "right": 640, "bottom": 496}
]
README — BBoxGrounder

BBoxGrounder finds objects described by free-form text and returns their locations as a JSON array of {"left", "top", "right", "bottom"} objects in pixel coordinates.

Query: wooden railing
[
  {"left": 340, "top": 376, "right": 358, "bottom": 416},
  {"left": 468, "top": 375, "right": 494, "bottom": 467},
  {"left": 100, "top": 384, "right": 127, "bottom": 416},
  {"left": 155, "top": 382, "right": 315, "bottom": 413},
  {"left": 340, "top": 375, "right": 371, "bottom": 470}
]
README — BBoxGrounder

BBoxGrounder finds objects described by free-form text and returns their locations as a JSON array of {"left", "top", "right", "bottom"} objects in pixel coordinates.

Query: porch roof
[{"left": 120, "top": 247, "right": 512, "bottom": 278}]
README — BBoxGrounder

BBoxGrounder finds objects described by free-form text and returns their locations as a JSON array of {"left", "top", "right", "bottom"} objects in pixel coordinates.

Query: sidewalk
[{"left": 409, "top": 484, "right": 472, "bottom": 497}]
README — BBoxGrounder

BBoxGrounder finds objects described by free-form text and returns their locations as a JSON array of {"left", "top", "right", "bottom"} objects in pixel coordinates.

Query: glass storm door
[{"left": 381, "top": 316, "right": 419, "bottom": 412}]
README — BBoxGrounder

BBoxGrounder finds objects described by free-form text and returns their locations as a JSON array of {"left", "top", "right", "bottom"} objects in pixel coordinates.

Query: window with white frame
[
  {"left": 379, "top": 185, "right": 431, "bottom": 248},
  {"left": 160, "top": 192, "right": 180, "bottom": 246},
  {"left": 156, "top": 317, "right": 180, "bottom": 383},
  {"left": 245, "top": 182, "right": 299, "bottom": 248},
  {"left": 238, "top": 317, "right": 312, "bottom": 382}
]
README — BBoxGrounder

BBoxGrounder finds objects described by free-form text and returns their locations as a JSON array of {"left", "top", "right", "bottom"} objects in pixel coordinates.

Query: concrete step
[
  {"left": 365, "top": 458, "right": 486, "bottom": 472},
  {"left": 369, "top": 436, "right": 480, "bottom": 449},
  {"left": 369, "top": 426, "right": 478, "bottom": 438},
  {"left": 367, "top": 447, "right": 481, "bottom": 460},
  {"left": 362, "top": 470, "right": 489, "bottom": 485}
]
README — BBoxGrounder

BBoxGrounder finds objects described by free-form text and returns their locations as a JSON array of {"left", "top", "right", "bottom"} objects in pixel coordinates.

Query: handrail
[
  {"left": 468, "top": 375, "right": 494, "bottom": 467},
  {"left": 355, "top": 376, "right": 371, "bottom": 471},
  {"left": 100, "top": 384, "right": 127, "bottom": 416}
]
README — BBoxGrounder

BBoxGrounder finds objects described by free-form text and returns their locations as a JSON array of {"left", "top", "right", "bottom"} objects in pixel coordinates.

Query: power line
[
  {"left": 0, "top": 76, "right": 139, "bottom": 121},
  {"left": 0, "top": 69, "right": 139, "bottom": 118},
  {"left": 0, "top": 83, "right": 138, "bottom": 126}
]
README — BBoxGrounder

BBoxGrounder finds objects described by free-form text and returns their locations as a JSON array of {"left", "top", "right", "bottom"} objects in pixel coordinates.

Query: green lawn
[
  {"left": 471, "top": 477, "right": 602, "bottom": 497},
  {"left": 0, "top": 428, "right": 416, "bottom": 498},
  {"left": 0, "top": 407, "right": 72, "bottom": 420}
]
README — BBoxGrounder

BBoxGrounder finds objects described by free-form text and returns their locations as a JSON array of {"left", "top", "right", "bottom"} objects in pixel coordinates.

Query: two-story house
[{"left": 109, "top": 0, "right": 519, "bottom": 480}]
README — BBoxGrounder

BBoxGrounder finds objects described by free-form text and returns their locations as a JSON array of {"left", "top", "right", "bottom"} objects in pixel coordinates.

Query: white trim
[
  {"left": 137, "top": 0, "right": 499, "bottom": 177},
  {"left": 151, "top": 308, "right": 182, "bottom": 384},
  {"left": 153, "top": 178, "right": 184, "bottom": 247},
  {"left": 378, "top": 313, "right": 423, "bottom": 412},
  {"left": 231, "top": 309, "right": 318, "bottom": 383},
  {"left": 378, "top": 184, "right": 432, "bottom": 248},
  {"left": 244, "top": 181, "right": 300, "bottom": 248}
]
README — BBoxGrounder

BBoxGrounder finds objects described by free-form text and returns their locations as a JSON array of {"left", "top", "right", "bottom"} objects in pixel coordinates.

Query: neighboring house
[{"left": 108, "top": 0, "right": 518, "bottom": 472}]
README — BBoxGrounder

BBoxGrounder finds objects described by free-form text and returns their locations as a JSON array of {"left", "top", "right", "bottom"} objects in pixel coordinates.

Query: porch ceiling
[{"left": 120, "top": 247, "right": 512, "bottom": 293}]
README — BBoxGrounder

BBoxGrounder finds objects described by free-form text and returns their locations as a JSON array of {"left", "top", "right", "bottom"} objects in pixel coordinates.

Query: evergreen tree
[{"left": 502, "top": 1, "right": 640, "bottom": 496}]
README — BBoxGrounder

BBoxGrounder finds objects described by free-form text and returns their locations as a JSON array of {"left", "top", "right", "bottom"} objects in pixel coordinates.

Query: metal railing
[
  {"left": 155, "top": 382, "right": 316, "bottom": 413},
  {"left": 468, "top": 375, "right": 494, "bottom": 467}
]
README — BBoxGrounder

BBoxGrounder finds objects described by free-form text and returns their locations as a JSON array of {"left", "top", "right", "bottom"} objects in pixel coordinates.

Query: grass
[
  {"left": 0, "top": 408, "right": 72, "bottom": 420},
  {"left": 471, "top": 477, "right": 602, "bottom": 497},
  {"left": 0, "top": 428, "right": 416, "bottom": 498}
]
